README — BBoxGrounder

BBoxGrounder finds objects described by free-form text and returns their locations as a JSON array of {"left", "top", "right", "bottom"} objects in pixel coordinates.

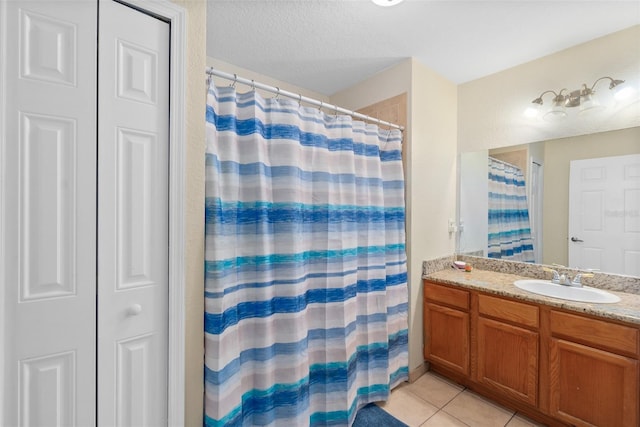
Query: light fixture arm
[
  {"left": 532, "top": 89, "right": 565, "bottom": 105},
  {"left": 589, "top": 76, "right": 625, "bottom": 91}
]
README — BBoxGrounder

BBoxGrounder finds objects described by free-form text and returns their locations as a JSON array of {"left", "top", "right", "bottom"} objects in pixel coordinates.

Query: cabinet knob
[{"left": 127, "top": 303, "right": 143, "bottom": 316}]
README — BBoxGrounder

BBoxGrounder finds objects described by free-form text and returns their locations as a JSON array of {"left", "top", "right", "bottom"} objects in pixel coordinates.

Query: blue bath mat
[{"left": 353, "top": 403, "right": 408, "bottom": 427}]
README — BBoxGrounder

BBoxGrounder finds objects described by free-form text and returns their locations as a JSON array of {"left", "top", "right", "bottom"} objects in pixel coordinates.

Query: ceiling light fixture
[
  {"left": 371, "top": 0, "right": 404, "bottom": 6},
  {"left": 524, "top": 76, "right": 631, "bottom": 121}
]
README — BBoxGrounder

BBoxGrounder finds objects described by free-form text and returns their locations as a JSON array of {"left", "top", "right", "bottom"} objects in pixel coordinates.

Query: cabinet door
[
  {"left": 550, "top": 338, "right": 639, "bottom": 427},
  {"left": 424, "top": 302, "right": 469, "bottom": 375},
  {"left": 477, "top": 317, "right": 538, "bottom": 406}
]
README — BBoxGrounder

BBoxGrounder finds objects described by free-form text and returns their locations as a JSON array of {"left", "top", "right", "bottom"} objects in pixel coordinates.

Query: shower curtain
[
  {"left": 487, "top": 157, "right": 535, "bottom": 262},
  {"left": 204, "top": 84, "right": 408, "bottom": 426}
]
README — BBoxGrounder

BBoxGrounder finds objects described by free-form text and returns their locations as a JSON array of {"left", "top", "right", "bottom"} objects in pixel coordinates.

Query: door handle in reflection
[
  {"left": 570, "top": 237, "right": 584, "bottom": 242},
  {"left": 127, "top": 304, "right": 143, "bottom": 316}
]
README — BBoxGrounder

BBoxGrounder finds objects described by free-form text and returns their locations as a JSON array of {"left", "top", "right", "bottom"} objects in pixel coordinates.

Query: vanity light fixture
[
  {"left": 371, "top": 0, "right": 404, "bottom": 6},
  {"left": 524, "top": 76, "right": 632, "bottom": 121}
]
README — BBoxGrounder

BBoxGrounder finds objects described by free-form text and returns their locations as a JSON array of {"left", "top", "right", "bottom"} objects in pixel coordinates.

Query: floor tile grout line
[
  {"left": 402, "top": 383, "right": 465, "bottom": 411},
  {"left": 403, "top": 375, "right": 468, "bottom": 410},
  {"left": 440, "top": 385, "right": 467, "bottom": 410},
  {"left": 391, "top": 372, "right": 529, "bottom": 427},
  {"left": 428, "top": 408, "right": 473, "bottom": 427},
  {"left": 439, "top": 388, "right": 518, "bottom": 426},
  {"left": 504, "top": 412, "right": 517, "bottom": 426}
]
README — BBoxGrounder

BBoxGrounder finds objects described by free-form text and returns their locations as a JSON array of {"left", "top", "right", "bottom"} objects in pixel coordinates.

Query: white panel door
[
  {"left": 1, "top": 1, "right": 97, "bottom": 425},
  {"left": 97, "top": 1, "right": 170, "bottom": 425},
  {"left": 569, "top": 154, "right": 640, "bottom": 275}
]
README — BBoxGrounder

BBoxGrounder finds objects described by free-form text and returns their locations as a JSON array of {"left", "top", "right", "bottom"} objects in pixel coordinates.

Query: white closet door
[
  {"left": 1, "top": 1, "right": 97, "bottom": 425},
  {"left": 97, "top": 1, "right": 170, "bottom": 425}
]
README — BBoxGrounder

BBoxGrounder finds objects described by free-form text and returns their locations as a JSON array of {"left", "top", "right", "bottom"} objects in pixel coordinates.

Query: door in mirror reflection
[{"left": 569, "top": 154, "right": 640, "bottom": 276}]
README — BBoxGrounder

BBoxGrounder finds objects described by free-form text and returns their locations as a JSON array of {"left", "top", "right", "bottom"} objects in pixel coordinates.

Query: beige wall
[
  {"left": 169, "top": 0, "right": 206, "bottom": 426},
  {"left": 542, "top": 127, "right": 640, "bottom": 266},
  {"left": 331, "top": 58, "right": 458, "bottom": 374},
  {"left": 458, "top": 25, "right": 640, "bottom": 152},
  {"left": 408, "top": 60, "right": 458, "bottom": 372}
]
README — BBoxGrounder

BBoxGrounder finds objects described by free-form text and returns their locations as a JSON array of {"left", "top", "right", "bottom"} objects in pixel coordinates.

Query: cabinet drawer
[
  {"left": 479, "top": 294, "right": 539, "bottom": 328},
  {"left": 424, "top": 281, "right": 469, "bottom": 310},
  {"left": 551, "top": 310, "right": 639, "bottom": 357}
]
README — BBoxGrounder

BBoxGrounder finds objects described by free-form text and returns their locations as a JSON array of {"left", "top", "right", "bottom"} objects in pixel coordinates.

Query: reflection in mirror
[
  {"left": 457, "top": 127, "right": 640, "bottom": 276},
  {"left": 487, "top": 156, "right": 535, "bottom": 263}
]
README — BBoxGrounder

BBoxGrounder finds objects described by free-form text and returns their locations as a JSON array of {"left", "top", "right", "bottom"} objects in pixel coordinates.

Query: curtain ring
[
  {"left": 275, "top": 87, "right": 280, "bottom": 99},
  {"left": 251, "top": 79, "right": 256, "bottom": 91},
  {"left": 230, "top": 73, "right": 237, "bottom": 88},
  {"left": 206, "top": 73, "right": 212, "bottom": 89},
  {"left": 298, "top": 94, "right": 302, "bottom": 107},
  {"left": 318, "top": 101, "right": 323, "bottom": 112}
]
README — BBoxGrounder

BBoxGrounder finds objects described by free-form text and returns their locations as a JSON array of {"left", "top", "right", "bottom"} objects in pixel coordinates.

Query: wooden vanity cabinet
[
  {"left": 423, "top": 281, "right": 470, "bottom": 376},
  {"left": 549, "top": 311, "right": 639, "bottom": 427},
  {"left": 476, "top": 295, "right": 539, "bottom": 406},
  {"left": 423, "top": 279, "right": 640, "bottom": 427}
]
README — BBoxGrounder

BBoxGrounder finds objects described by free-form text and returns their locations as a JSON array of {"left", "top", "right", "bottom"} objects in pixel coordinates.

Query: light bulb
[
  {"left": 544, "top": 96, "right": 567, "bottom": 121},
  {"left": 544, "top": 107, "right": 567, "bottom": 122},
  {"left": 579, "top": 92, "right": 604, "bottom": 115},
  {"left": 371, "top": 0, "right": 404, "bottom": 6},
  {"left": 523, "top": 104, "right": 541, "bottom": 118},
  {"left": 614, "top": 85, "right": 636, "bottom": 101}
]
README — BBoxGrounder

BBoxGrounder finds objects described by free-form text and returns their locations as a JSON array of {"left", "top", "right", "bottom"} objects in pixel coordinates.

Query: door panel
[
  {"left": 477, "top": 317, "right": 538, "bottom": 406},
  {"left": 569, "top": 154, "right": 640, "bottom": 275},
  {"left": 19, "top": 351, "right": 76, "bottom": 426},
  {"left": 550, "top": 338, "right": 638, "bottom": 427},
  {"left": 19, "top": 113, "right": 78, "bottom": 300},
  {"left": 116, "top": 334, "right": 154, "bottom": 426},
  {"left": 98, "top": 1, "right": 170, "bottom": 425},
  {"left": 1, "top": 1, "right": 98, "bottom": 426},
  {"left": 424, "top": 302, "right": 470, "bottom": 375}
]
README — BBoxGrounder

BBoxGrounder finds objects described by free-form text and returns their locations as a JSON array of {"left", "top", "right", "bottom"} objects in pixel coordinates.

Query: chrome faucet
[
  {"left": 558, "top": 274, "right": 572, "bottom": 286},
  {"left": 570, "top": 273, "right": 594, "bottom": 288},
  {"left": 543, "top": 267, "right": 593, "bottom": 287},
  {"left": 543, "top": 267, "right": 561, "bottom": 284}
]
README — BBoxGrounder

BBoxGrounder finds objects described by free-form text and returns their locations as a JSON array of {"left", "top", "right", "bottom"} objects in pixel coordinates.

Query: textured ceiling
[{"left": 206, "top": 0, "right": 640, "bottom": 95}]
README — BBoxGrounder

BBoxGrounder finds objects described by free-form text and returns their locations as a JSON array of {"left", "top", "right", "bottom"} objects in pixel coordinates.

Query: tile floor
[{"left": 377, "top": 371, "right": 546, "bottom": 427}]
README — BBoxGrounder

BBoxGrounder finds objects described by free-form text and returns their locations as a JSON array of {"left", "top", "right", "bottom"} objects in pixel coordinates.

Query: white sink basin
[{"left": 514, "top": 279, "right": 621, "bottom": 304}]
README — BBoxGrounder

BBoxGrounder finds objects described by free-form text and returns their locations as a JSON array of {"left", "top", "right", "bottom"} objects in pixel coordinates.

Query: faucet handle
[
  {"left": 571, "top": 273, "right": 594, "bottom": 287},
  {"left": 542, "top": 267, "right": 560, "bottom": 282}
]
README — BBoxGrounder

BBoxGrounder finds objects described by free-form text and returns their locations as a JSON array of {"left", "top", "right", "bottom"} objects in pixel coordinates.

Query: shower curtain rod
[
  {"left": 489, "top": 156, "right": 521, "bottom": 169},
  {"left": 206, "top": 67, "right": 405, "bottom": 131}
]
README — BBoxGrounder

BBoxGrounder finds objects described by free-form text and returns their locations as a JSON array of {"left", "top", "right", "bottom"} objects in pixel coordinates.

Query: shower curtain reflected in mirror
[
  {"left": 204, "top": 83, "right": 408, "bottom": 426},
  {"left": 488, "top": 157, "right": 535, "bottom": 263}
]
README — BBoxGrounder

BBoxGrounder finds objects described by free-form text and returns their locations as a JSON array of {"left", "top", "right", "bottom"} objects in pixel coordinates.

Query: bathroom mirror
[{"left": 457, "top": 127, "right": 640, "bottom": 276}]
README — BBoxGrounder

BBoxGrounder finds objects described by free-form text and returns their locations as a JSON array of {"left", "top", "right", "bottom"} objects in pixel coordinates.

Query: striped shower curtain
[
  {"left": 487, "top": 157, "right": 534, "bottom": 262},
  {"left": 204, "top": 84, "right": 409, "bottom": 426}
]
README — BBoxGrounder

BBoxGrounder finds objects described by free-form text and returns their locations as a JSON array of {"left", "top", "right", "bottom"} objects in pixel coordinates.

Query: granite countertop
[{"left": 425, "top": 268, "right": 640, "bottom": 326}]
